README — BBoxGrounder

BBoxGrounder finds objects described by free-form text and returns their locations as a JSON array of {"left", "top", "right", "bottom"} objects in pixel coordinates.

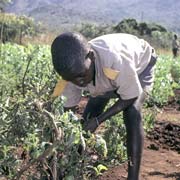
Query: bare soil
[{"left": 98, "top": 108, "right": 180, "bottom": 180}]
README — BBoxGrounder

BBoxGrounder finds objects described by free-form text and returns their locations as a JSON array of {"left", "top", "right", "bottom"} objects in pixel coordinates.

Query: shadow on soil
[{"left": 149, "top": 171, "right": 180, "bottom": 179}]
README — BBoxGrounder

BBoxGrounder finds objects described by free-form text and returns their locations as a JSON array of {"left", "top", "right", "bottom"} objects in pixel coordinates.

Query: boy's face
[{"left": 62, "top": 55, "right": 95, "bottom": 87}]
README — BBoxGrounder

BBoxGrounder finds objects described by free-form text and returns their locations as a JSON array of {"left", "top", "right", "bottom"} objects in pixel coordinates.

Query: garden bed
[{"left": 98, "top": 107, "right": 180, "bottom": 180}]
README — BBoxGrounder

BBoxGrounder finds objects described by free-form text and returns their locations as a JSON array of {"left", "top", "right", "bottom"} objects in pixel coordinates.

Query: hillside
[{"left": 6, "top": 0, "right": 180, "bottom": 32}]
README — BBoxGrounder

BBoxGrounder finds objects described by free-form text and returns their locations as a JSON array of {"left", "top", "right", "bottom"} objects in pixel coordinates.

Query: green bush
[{"left": 0, "top": 13, "right": 40, "bottom": 43}]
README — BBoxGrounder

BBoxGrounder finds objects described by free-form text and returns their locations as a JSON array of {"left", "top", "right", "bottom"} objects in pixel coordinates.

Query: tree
[
  {"left": 113, "top": 18, "right": 139, "bottom": 34},
  {"left": 0, "top": 0, "right": 12, "bottom": 12},
  {"left": 0, "top": 13, "right": 40, "bottom": 43},
  {"left": 138, "top": 22, "right": 151, "bottom": 36}
]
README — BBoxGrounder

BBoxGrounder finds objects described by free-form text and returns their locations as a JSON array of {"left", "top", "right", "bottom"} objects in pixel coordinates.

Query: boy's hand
[
  {"left": 82, "top": 117, "right": 100, "bottom": 133},
  {"left": 78, "top": 118, "right": 99, "bottom": 155}
]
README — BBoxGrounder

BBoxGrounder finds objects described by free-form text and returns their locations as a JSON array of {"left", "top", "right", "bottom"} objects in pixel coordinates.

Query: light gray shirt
[
  {"left": 62, "top": 33, "right": 153, "bottom": 107},
  {"left": 172, "top": 39, "right": 179, "bottom": 49}
]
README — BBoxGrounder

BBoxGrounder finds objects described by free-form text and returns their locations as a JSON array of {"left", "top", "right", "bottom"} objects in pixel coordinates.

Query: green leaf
[{"left": 97, "top": 164, "right": 108, "bottom": 172}]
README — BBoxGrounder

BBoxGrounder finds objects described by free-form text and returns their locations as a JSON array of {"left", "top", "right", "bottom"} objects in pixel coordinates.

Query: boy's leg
[
  {"left": 83, "top": 90, "right": 119, "bottom": 120},
  {"left": 123, "top": 92, "right": 146, "bottom": 180},
  {"left": 83, "top": 96, "right": 110, "bottom": 120}
]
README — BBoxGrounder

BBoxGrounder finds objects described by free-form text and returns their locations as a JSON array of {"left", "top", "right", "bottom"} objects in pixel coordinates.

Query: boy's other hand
[{"left": 82, "top": 117, "right": 100, "bottom": 133}]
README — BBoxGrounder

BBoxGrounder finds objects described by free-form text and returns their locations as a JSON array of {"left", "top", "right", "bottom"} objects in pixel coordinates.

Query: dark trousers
[
  {"left": 83, "top": 92, "right": 116, "bottom": 120},
  {"left": 172, "top": 48, "right": 178, "bottom": 58}
]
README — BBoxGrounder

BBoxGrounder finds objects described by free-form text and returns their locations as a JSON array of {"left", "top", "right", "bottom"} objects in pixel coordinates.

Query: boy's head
[
  {"left": 51, "top": 32, "right": 95, "bottom": 87},
  {"left": 174, "top": 34, "right": 177, "bottom": 39}
]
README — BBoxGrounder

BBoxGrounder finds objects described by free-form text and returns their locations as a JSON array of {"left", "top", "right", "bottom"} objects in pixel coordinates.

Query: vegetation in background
[
  {"left": 0, "top": 13, "right": 42, "bottom": 44},
  {"left": 78, "top": 18, "right": 174, "bottom": 50},
  {"left": 0, "top": 6, "right": 177, "bottom": 50},
  {"left": 5, "top": 0, "right": 180, "bottom": 33}
]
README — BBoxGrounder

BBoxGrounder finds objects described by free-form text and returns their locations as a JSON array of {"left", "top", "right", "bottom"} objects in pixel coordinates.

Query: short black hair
[
  {"left": 174, "top": 34, "right": 177, "bottom": 39},
  {"left": 51, "top": 32, "right": 89, "bottom": 77}
]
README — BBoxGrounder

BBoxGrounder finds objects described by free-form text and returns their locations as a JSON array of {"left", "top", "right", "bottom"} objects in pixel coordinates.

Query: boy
[
  {"left": 172, "top": 34, "right": 179, "bottom": 58},
  {"left": 51, "top": 32, "right": 157, "bottom": 180}
]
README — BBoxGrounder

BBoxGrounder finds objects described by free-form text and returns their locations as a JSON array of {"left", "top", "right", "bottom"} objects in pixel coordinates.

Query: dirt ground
[
  {"left": 98, "top": 107, "right": 180, "bottom": 180},
  {"left": 98, "top": 138, "right": 180, "bottom": 180}
]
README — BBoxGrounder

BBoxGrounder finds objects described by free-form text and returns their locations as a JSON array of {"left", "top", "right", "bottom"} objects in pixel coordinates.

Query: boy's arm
[
  {"left": 83, "top": 96, "right": 137, "bottom": 132},
  {"left": 99, "top": 97, "right": 137, "bottom": 122}
]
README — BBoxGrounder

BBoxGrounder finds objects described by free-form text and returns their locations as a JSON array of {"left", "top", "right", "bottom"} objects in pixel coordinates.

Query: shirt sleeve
[
  {"left": 62, "top": 82, "right": 82, "bottom": 107},
  {"left": 114, "top": 56, "right": 143, "bottom": 100}
]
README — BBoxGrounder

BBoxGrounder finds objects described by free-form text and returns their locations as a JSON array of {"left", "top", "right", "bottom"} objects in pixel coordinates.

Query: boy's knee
[
  {"left": 125, "top": 105, "right": 140, "bottom": 116},
  {"left": 123, "top": 105, "right": 142, "bottom": 125},
  {"left": 133, "top": 92, "right": 146, "bottom": 110}
]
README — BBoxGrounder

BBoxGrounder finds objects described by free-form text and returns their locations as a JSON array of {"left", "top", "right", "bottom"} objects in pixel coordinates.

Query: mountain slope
[{"left": 6, "top": 0, "right": 180, "bottom": 32}]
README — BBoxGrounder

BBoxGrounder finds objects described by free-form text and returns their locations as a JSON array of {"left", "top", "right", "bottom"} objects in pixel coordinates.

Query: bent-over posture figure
[{"left": 51, "top": 32, "right": 157, "bottom": 180}]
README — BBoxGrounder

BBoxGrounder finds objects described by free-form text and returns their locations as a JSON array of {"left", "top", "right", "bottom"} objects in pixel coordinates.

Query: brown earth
[
  {"left": 98, "top": 137, "right": 180, "bottom": 180},
  {"left": 98, "top": 108, "right": 180, "bottom": 180}
]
